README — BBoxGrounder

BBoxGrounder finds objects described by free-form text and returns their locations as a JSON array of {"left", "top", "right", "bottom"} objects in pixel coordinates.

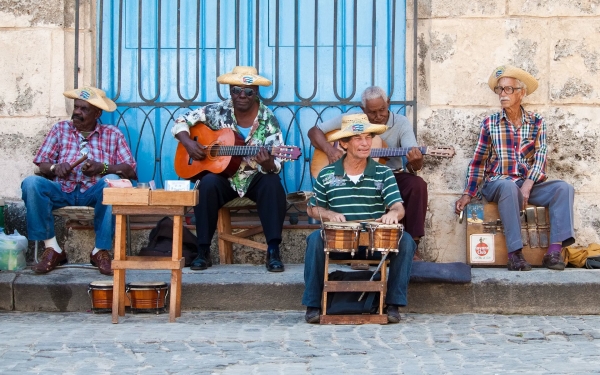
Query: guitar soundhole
[{"left": 208, "top": 144, "right": 220, "bottom": 159}]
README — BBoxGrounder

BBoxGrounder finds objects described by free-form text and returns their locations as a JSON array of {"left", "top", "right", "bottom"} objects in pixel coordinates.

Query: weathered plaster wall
[
  {"left": 415, "top": 0, "right": 600, "bottom": 262},
  {"left": 0, "top": 0, "right": 94, "bottom": 201}
]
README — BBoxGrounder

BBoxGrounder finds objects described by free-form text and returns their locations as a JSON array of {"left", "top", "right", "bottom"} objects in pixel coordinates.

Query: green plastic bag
[{"left": 0, "top": 230, "right": 27, "bottom": 271}]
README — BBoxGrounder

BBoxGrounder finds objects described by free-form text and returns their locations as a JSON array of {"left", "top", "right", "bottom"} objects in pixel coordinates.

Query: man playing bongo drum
[{"left": 302, "top": 114, "right": 416, "bottom": 324}]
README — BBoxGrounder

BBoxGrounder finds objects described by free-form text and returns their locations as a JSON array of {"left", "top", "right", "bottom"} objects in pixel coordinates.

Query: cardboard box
[
  {"left": 465, "top": 202, "right": 548, "bottom": 266},
  {"left": 103, "top": 187, "right": 150, "bottom": 206},
  {"left": 150, "top": 189, "right": 198, "bottom": 206}
]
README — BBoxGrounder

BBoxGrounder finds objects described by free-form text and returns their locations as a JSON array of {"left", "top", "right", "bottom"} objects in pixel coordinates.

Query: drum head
[
  {"left": 322, "top": 222, "right": 362, "bottom": 230},
  {"left": 89, "top": 280, "right": 113, "bottom": 289},
  {"left": 127, "top": 281, "right": 168, "bottom": 290}
]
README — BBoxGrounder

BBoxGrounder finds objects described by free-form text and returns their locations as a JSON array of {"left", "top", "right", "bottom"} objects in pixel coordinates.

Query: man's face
[
  {"left": 230, "top": 85, "right": 259, "bottom": 112},
  {"left": 339, "top": 133, "right": 373, "bottom": 160},
  {"left": 361, "top": 97, "right": 390, "bottom": 125},
  {"left": 72, "top": 99, "right": 101, "bottom": 131},
  {"left": 496, "top": 77, "right": 525, "bottom": 110}
]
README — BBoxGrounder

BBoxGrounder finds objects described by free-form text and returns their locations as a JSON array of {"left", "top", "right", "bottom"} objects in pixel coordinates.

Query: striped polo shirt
[{"left": 309, "top": 156, "right": 403, "bottom": 221}]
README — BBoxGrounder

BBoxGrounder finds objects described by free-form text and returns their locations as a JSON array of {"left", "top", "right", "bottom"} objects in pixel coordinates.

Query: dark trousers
[
  {"left": 394, "top": 173, "right": 428, "bottom": 238},
  {"left": 194, "top": 173, "right": 286, "bottom": 247}
]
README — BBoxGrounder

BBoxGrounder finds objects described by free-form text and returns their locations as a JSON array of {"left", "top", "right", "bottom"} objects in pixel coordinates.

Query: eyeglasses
[
  {"left": 230, "top": 86, "right": 256, "bottom": 97},
  {"left": 493, "top": 86, "right": 523, "bottom": 95}
]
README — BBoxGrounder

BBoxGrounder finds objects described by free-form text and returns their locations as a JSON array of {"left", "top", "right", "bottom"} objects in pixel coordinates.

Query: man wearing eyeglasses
[
  {"left": 455, "top": 65, "right": 575, "bottom": 271},
  {"left": 22, "top": 87, "right": 137, "bottom": 275},
  {"left": 172, "top": 66, "right": 286, "bottom": 272}
]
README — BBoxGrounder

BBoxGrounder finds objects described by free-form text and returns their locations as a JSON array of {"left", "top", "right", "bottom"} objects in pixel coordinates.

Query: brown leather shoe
[
  {"left": 33, "top": 247, "right": 67, "bottom": 274},
  {"left": 507, "top": 250, "right": 532, "bottom": 271},
  {"left": 90, "top": 250, "right": 113, "bottom": 276},
  {"left": 542, "top": 251, "right": 566, "bottom": 271}
]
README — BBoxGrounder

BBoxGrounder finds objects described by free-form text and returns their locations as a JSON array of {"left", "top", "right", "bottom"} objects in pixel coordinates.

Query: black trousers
[{"left": 193, "top": 172, "right": 286, "bottom": 247}]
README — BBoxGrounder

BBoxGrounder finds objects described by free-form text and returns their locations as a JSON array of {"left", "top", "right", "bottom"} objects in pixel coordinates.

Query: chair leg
[
  {"left": 217, "top": 207, "right": 234, "bottom": 264},
  {"left": 34, "top": 240, "right": 39, "bottom": 263}
]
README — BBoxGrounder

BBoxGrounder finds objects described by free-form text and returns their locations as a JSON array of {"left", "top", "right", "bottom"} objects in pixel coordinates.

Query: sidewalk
[{"left": 2, "top": 265, "right": 600, "bottom": 315}]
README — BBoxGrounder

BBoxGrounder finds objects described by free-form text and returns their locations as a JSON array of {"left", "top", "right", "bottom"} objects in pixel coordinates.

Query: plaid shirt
[
  {"left": 463, "top": 107, "right": 547, "bottom": 197},
  {"left": 33, "top": 120, "right": 137, "bottom": 193},
  {"left": 172, "top": 99, "right": 283, "bottom": 197}
]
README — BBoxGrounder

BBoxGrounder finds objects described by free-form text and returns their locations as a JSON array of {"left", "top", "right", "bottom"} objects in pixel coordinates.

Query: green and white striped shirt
[{"left": 310, "top": 156, "right": 403, "bottom": 221}]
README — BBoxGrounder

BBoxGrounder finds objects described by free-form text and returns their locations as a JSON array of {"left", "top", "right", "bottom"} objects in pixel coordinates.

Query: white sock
[
  {"left": 44, "top": 237, "right": 63, "bottom": 253},
  {"left": 92, "top": 247, "right": 101, "bottom": 255}
]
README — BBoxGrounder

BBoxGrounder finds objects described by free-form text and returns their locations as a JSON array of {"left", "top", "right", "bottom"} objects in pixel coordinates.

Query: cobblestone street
[{"left": 1, "top": 311, "right": 599, "bottom": 374}]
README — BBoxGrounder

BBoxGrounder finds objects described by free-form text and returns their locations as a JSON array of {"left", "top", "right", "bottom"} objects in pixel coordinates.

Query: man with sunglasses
[
  {"left": 455, "top": 65, "right": 575, "bottom": 271},
  {"left": 172, "top": 66, "right": 286, "bottom": 272},
  {"left": 22, "top": 86, "right": 137, "bottom": 275}
]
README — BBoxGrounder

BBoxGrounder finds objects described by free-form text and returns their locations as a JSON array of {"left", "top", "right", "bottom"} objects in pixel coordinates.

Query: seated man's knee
[{"left": 21, "top": 175, "right": 46, "bottom": 193}]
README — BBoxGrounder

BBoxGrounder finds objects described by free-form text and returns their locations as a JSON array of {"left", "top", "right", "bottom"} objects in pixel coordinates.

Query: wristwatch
[{"left": 50, "top": 164, "right": 57, "bottom": 173}]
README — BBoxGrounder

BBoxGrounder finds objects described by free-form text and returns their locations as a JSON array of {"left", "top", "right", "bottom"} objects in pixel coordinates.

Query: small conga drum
[
  {"left": 321, "top": 222, "right": 362, "bottom": 255},
  {"left": 364, "top": 222, "right": 404, "bottom": 253},
  {"left": 88, "top": 280, "right": 113, "bottom": 313},
  {"left": 125, "top": 282, "right": 169, "bottom": 314}
]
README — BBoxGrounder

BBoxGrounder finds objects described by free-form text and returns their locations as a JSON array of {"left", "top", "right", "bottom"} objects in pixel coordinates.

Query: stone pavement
[{"left": 1, "top": 311, "right": 599, "bottom": 374}]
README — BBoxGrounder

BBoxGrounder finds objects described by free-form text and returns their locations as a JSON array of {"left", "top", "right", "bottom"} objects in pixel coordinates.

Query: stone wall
[
  {"left": 1, "top": 0, "right": 599, "bottom": 263},
  {"left": 412, "top": 0, "right": 600, "bottom": 262}
]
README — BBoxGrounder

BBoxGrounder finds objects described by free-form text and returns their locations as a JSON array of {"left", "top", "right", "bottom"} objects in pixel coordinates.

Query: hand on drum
[
  {"left": 327, "top": 212, "right": 347, "bottom": 222},
  {"left": 377, "top": 211, "right": 400, "bottom": 225}
]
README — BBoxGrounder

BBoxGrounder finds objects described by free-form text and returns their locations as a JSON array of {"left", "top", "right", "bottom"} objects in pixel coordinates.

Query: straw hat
[
  {"left": 488, "top": 65, "right": 538, "bottom": 95},
  {"left": 327, "top": 114, "right": 387, "bottom": 142},
  {"left": 217, "top": 66, "right": 272, "bottom": 87},
  {"left": 63, "top": 86, "right": 117, "bottom": 112}
]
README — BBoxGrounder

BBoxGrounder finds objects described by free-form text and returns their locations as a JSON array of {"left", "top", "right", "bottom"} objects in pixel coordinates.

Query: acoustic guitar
[
  {"left": 175, "top": 123, "right": 302, "bottom": 179},
  {"left": 310, "top": 131, "right": 455, "bottom": 177}
]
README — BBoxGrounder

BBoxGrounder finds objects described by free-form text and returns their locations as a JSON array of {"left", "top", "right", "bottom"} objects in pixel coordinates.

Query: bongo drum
[
  {"left": 126, "top": 281, "right": 169, "bottom": 314},
  {"left": 321, "top": 222, "right": 362, "bottom": 255},
  {"left": 87, "top": 280, "right": 113, "bottom": 313},
  {"left": 364, "top": 222, "right": 404, "bottom": 253}
]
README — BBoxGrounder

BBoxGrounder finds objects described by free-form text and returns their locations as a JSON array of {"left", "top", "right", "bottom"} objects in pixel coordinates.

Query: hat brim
[
  {"left": 217, "top": 73, "right": 272, "bottom": 87},
  {"left": 488, "top": 66, "right": 539, "bottom": 96},
  {"left": 327, "top": 124, "right": 388, "bottom": 142},
  {"left": 63, "top": 89, "right": 117, "bottom": 112}
]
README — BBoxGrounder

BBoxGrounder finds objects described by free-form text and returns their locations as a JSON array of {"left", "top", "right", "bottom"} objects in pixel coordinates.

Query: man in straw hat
[
  {"left": 455, "top": 65, "right": 575, "bottom": 271},
  {"left": 308, "top": 86, "right": 428, "bottom": 261},
  {"left": 22, "top": 86, "right": 137, "bottom": 275},
  {"left": 172, "top": 66, "right": 286, "bottom": 272},
  {"left": 302, "top": 114, "right": 416, "bottom": 323}
]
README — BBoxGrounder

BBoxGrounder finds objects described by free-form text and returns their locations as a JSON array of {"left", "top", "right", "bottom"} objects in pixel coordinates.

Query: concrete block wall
[{"left": 1, "top": 0, "right": 599, "bottom": 264}]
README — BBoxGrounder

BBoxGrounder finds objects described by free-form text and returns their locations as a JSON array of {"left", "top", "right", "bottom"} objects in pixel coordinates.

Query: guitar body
[
  {"left": 310, "top": 131, "right": 385, "bottom": 178},
  {"left": 175, "top": 124, "right": 246, "bottom": 179}
]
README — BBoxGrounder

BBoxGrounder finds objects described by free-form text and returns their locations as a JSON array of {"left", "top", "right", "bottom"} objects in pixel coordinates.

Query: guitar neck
[
  {"left": 370, "top": 146, "right": 428, "bottom": 158},
  {"left": 215, "top": 145, "right": 276, "bottom": 157}
]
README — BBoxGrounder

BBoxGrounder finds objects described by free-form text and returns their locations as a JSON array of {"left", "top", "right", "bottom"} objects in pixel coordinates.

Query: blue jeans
[
  {"left": 481, "top": 179, "right": 575, "bottom": 252},
  {"left": 302, "top": 229, "right": 416, "bottom": 308},
  {"left": 21, "top": 175, "right": 119, "bottom": 250}
]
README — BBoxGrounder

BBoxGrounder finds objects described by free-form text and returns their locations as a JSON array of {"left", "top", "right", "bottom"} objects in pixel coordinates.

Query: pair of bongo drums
[
  {"left": 321, "top": 221, "right": 404, "bottom": 255},
  {"left": 87, "top": 281, "right": 169, "bottom": 314}
]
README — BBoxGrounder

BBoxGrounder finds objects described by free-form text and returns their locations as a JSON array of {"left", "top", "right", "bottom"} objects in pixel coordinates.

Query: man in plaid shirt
[
  {"left": 455, "top": 65, "right": 575, "bottom": 271},
  {"left": 22, "top": 87, "right": 137, "bottom": 275}
]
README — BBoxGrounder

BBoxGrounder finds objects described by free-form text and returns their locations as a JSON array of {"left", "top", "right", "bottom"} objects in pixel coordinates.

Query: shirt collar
[
  {"left": 500, "top": 106, "right": 532, "bottom": 126},
  {"left": 333, "top": 154, "right": 378, "bottom": 177}
]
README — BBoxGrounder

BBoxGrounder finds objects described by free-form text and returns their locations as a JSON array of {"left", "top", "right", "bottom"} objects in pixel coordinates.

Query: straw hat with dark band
[
  {"left": 488, "top": 65, "right": 538, "bottom": 95},
  {"left": 217, "top": 66, "right": 272, "bottom": 87},
  {"left": 326, "top": 114, "right": 387, "bottom": 142},
  {"left": 63, "top": 86, "right": 117, "bottom": 112}
]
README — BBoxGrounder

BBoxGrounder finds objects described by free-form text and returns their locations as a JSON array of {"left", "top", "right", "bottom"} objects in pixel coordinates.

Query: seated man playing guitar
[
  {"left": 308, "top": 86, "right": 428, "bottom": 259},
  {"left": 172, "top": 66, "right": 287, "bottom": 272}
]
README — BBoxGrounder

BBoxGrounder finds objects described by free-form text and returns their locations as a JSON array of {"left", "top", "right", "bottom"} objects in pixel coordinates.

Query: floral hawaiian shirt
[{"left": 172, "top": 99, "right": 283, "bottom": 196}]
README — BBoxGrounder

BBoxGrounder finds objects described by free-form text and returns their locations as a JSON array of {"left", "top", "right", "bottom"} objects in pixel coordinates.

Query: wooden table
[{"left": 103, "top": 188, "right": 198, "bottom": 323}]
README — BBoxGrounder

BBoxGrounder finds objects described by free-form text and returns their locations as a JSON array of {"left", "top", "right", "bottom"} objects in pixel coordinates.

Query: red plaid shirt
[
  {"left": 463, "top": 107, "right": 547, "bottom": 197},
  {"left": 33, "top": 120, "right": 136, "bottom": 193}
]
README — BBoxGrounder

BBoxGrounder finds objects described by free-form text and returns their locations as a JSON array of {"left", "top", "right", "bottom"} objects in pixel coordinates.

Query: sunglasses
[
  {"left": 230, "top": 86, "right": 256, "bottom": 97},
  {"left": 79, "top": 137, "right": 89, "bottom": 155}
]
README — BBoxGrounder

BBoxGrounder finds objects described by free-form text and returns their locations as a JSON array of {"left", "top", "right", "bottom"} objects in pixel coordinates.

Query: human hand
[
  {"left": 326, "top": 146, "right": 344, "bottom": 165},
  {"left": 406, "top": 147, "right": 423, "bottom": 171},
  {"left": 183, "top": 138, "right": 207, "bottom": 161},
  {"left": 455, "top": 194, "right": 472, "bottom": 215},
  {"left": 53, "top": 162, "right": 72, "bottom": 178},
  {"left": 520, "top": 179, "right": 534, "bottom": 209},
  {"left": 81, "top": 160, "right": 104, "bottom": 177}
]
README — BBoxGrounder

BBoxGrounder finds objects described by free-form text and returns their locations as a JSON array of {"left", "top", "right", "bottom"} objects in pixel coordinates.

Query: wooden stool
[
  {"left": 216, "top": 197, "right": 266, "bottom": 264},
  {"left": 320, "top": 256, "right": 390, "bottom": 325}
]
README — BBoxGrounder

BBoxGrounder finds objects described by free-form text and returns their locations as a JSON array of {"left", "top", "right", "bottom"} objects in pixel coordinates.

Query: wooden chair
[
  {"left": 216, "top": 197, "right": 267, "bottom": 264},
  {"left": 320, "top": 257, "right": 390, "bottom": 325}
]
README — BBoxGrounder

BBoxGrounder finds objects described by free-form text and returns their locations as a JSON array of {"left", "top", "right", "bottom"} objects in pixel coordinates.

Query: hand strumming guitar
[{"left": 176, "top": 132, "right": 207, "bottom": 160}]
